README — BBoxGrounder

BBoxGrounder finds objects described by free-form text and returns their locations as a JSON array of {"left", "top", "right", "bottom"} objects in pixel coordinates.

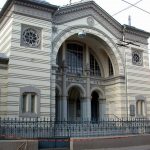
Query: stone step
[{"left": 39, "top": 148, "right": 69, "bottom": 150}]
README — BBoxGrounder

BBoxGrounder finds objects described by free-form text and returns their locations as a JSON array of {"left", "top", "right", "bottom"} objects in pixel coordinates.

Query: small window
[
  {"left": 136, "top": 100, "right": 146, "bottom": 117},
  {"left": 21, "top": 92, "right": 37, "bottom": 115},
  {"left": 20, "top": 86, "right": 40, "bottom": 118}
]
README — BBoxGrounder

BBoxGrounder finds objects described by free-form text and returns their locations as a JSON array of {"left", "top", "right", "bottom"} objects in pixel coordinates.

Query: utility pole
[{"left": 70, "top": 0, "right": 72, "bottom": 5}]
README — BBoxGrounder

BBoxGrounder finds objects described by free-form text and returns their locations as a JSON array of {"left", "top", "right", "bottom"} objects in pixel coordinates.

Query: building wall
[
  {"left": 6, "top": 4, "right": 53, "bottom": 118},
  {"left": 0, "top": 6, "right": 14, "bottom": 117},
  {"left": 0, "top": 1, "right": 150, "bottom": 119},
  {"left": 0, "top": 66, "right": 8, "bottom": 116},
  {"left": 125, "top": 47, "right": 150, "bottom": 117},
  {"left": 0, "top": 6, "right": 14, "bottom": 56}
]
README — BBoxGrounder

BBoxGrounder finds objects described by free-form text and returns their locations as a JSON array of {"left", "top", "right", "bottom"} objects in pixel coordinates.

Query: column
[
  {"left": 137, "top": 101, "right": 141, "bottom": 116},
  {"left": 27, "top": 94, "right": 31, "bottom": 113},
  {"left": 85, "top": 45, "right": 91, "bottom": 121},
  {"left": 61, "top": 42, "right": 67, "bottom": 121},
  {"left": 99, "top": 99, "right": 106, "bottom": 119},
  {"left": 81, "top": 97, "right": 92, "bottom": 121},
  {"left": 51, "top": 64, "right": 58, "bottom": 121},
  {"left": 141, "top": 101, "right": 145, "bottom": 116}
]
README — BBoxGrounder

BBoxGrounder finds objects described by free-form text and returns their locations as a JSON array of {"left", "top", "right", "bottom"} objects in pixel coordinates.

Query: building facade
[{"left": 0, "top": 0, "right": 150, "bottom": 121}]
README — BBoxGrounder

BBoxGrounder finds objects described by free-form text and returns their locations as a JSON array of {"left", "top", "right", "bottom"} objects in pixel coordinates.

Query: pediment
[{"left": 53, "top": 1, "right": 150, "bottom": 44}]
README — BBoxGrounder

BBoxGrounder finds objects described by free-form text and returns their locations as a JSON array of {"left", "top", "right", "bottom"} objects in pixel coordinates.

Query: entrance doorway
[
  {"left": 91, "top": 91, "right": 99, "bottom": 121},
  {"left": 55, "top": 88, "right": 60, "bottom": 121},
  {"left": 68, "top": 87, "right": 81, "bottom": 121}
]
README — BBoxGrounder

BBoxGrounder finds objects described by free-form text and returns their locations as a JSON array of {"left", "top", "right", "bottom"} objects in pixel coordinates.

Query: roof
[
  {"left": 124, "top": 24, "right": 150, "bottom": 37},
  {"left": 0, "top": 0, "right": 58, "bottom": 19},
  {"left": 23, "top": 0, "right": 58, "bottom": 8}
]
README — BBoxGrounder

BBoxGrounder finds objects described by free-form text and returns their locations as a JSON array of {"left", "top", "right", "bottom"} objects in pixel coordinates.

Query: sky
[{"left": 0, "top": 0, "right": 150, "bottom": 45}]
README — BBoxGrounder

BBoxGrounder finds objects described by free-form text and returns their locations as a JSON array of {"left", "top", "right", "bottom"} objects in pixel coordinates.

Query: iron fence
[{"left": 0, "top": 117, "right": 150, "bottom": 139}]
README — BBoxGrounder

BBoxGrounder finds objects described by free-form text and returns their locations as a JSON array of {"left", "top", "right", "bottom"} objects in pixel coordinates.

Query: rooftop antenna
[
  {"left": 128, "top": 15, "right": 131, "bottom": 26},
  {"left": 70, "top": 0, "right": 72, "bottom": 4}
]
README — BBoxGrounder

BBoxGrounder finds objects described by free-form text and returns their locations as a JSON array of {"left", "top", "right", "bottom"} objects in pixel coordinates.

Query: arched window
[
  {"left": 66, "top": 43, "right": 83, "bottom": 74},
  {"left": 90, "top": 53, "right": 101, "bottom": 76},
  {"left": 20, "top": 86, "right": 40, "bottom": 117},
  {"left": 108, "top": 57, "right": 114, "bottom": 76},
  {"left": 136, "top": 100, "right": 146, "bottom": 117}
]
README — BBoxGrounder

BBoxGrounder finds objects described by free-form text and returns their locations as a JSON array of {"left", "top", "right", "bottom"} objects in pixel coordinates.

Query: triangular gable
[{"left": 53, "top": 1, "right": 150, "bottom": 44}]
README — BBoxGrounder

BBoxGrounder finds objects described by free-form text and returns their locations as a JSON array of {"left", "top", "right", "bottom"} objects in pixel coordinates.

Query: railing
[{"left": 0, "top": 117, "right": 150, "bottom": 139}]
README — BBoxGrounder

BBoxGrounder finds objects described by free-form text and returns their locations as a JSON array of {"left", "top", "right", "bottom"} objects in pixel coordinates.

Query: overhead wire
[
  {"left": 0, "top": 1, "right": 150, "bottom": 50},
  {"left": 112, "top": 0, "right": 143, "bottom": 16},
  {"left": 121, "top": 0, "right": 150, "bottom": 15}
]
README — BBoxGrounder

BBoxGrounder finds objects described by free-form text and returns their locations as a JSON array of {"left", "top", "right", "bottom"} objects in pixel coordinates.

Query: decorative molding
[
  {"left": 21, "top": 24, "right": 42, "bottom": 49},
  {"left": 53, "top": 1, "right": 149, "bottom": 44},
  {"left": 54, "top": 1, "right": 121, "bottom": 31},
  {"left": 87, "top": 16, "right": 94, "bottom": 27},
  {"left": 135, "top": 95, "right": 146, "bottom": 101},
  {"left": 14, "top": 0, "right": 58, "bottom": 13},
  {"left": 66, "top": 83, "right": 86, "bottom": 97},
  {"left": 52, "top": 25, "right": 124, "bottom": 76},
  {"left": 132, "top": 50, "right": 143, "bottom": 66}
]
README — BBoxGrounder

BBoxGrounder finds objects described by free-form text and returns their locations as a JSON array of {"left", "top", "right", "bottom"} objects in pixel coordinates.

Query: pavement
[{"left": 84, "top": 145, "right": 150, "bottom": 150}]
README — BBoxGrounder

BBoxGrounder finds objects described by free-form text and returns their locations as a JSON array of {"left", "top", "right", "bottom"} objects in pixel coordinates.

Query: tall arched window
[
  {"left": 90, "top": 53, "right": 101, "bottom": 76},
  {"left": 108, "top": 57, "right": 114, "bottom": 76},
  {"left": 66, "top": 43, "right": 83, "bottom": 74}
]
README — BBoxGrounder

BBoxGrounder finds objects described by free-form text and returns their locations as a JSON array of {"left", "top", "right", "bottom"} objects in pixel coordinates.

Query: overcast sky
[{"left": 0, "top": 0, "right": 150, "bottom": 46}]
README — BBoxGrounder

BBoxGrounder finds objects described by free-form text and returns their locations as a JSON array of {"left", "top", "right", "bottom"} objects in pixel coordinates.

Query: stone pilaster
[{"left": 61, "top": 42, "right": 68, "bottom": 121}]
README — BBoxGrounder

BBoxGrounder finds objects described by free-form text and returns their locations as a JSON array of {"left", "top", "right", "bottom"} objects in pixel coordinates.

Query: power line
[
  {"left": 122, "top": 0, "right": 150, "bottom": 15},
  {"left": 113, "top": 0, "right": 143, "bottom": 16}
]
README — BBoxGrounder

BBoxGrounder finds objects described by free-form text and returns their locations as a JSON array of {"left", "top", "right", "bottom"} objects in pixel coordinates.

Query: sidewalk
[{"left": 85, "top": 145, "right": 150, "bottom": 150}]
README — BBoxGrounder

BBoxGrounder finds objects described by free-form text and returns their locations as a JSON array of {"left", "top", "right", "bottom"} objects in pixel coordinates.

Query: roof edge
[
  {"left": 124, "top": 25, "right": 150, "bottom": 38},
  {"left": 0, "top": 0, "right": 59, "bottom": 19}
]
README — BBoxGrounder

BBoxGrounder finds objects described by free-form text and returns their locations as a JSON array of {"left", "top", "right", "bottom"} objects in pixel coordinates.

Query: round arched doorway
[
  {"left": 55, "top": 88, "right": 61, "bottom": 121},
  {"left": 68, "top": 86, "right": 82, "bottom": 121}
]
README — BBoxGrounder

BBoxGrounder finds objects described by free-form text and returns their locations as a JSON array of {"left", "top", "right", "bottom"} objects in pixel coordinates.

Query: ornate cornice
[
  {"left": 0, "top": 0, "right": 58, "bottom": 23},
  {"left": 125, "top": 25, "right": 150, "bottom": 38},
  {"left": 54, "top": 1, "right": 122, "bottom": 32},
  {"left": 14, "top": 0, "right": 57, "bottom": 13},
  {"left": 53, "top": 1, "right": 150, "bottom": 44}
]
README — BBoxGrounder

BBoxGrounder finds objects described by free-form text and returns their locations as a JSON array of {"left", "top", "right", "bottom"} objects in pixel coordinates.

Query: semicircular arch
[
  {"left": 66, "top": 83, "right": 86, "bottom": 98},
  {"left": 56, "top": 84, "right": 62, "bottom": 96},
  {"left": 91, "top": 87, "right": 105, "bottom": 99},
  {"left": 52, "top": 25, "right": 124, "bottom": 76}
]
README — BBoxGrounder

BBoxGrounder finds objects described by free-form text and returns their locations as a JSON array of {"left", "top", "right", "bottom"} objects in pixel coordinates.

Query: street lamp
[{"left": 78, "top": 31, "right": 86, "bottom": 38}]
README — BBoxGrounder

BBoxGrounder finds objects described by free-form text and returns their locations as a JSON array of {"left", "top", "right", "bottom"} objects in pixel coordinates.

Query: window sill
[{"left": 19, "top": 112, "right": 39, "bottom": 118}]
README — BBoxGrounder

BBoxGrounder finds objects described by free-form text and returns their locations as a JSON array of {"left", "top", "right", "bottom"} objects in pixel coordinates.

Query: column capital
[
  {"left": 98, "top": 98, "right": 106, "bottom": 103},
  {"left": 85, "top": 64, "right": 90, "bottom": 76},
  {"left": 81, "top": 97, "right": 91, "bottom": 101},
  {"left": 61, "top": 60, "right": 68, "bottom": 73}
]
